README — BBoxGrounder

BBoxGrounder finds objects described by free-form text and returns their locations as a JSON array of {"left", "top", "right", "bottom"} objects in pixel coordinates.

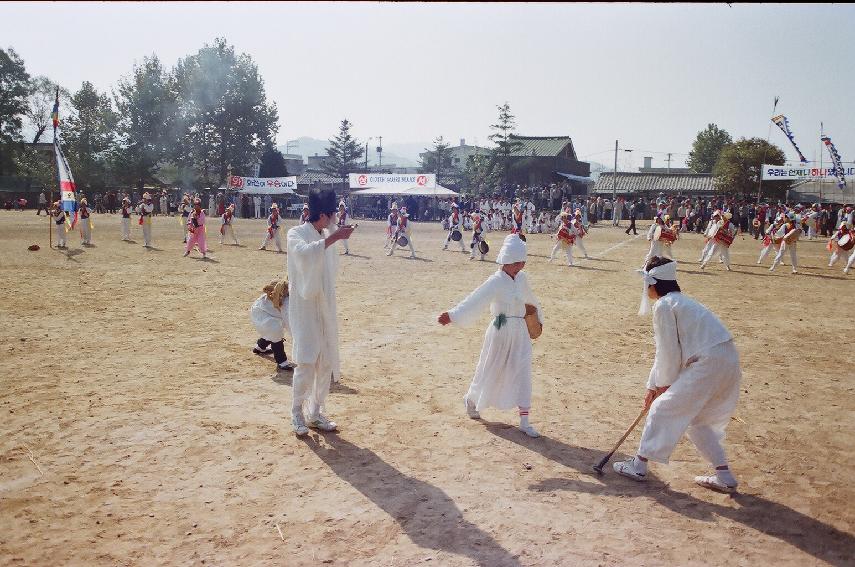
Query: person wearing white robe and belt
[
  {"left": 438, "top": 234, "right": 544, "bottom": 438},
  {"left": 139, "top": 192, "right": 155, "bottom": 248},
  {"left": 287, "top": 188, "right": 354, "bottom": 436},
  {"left": 614, "top": 257, "right": 741, "bottom": 493},
  {"left": 769, "top": 218, "right": 801, "bottom": 274},
  {"left": 387, "top": 206, "right": 416, "bottom": 258}
]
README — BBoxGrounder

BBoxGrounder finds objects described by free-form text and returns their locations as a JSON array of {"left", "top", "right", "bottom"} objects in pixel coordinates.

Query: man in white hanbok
[
  {"left": 287, "top": 188, "right": 354, "bottom": 436},
  {"left": 614, "top": 258, "right": 742, "bottom": 493},
  {"left": 438, "top": 234, "right": 544, "bottom": 438}
]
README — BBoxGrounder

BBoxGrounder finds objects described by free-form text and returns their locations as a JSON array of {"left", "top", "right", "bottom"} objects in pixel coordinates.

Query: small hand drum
[
  {"left": 839, "top": 233, "right": 854, "bottom": 250},
  {"left": 479, "top": 240, "right": 489, "bottom": 254},
  {"left": 396, "top": 234, "right": 409, "bottom": 247},
  {"left": 451, "top": 229, "right": 462, "bottom": 241}
]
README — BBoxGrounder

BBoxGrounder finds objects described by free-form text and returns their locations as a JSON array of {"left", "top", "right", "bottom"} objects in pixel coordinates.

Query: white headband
[{"left": 636, "top": 261, "right": 678, "bottom": 316}]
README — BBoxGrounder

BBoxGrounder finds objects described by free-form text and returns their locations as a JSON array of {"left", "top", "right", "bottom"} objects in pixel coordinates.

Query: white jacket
[{"left": 250, "top": 295, "right": 290, "bottom": 342}]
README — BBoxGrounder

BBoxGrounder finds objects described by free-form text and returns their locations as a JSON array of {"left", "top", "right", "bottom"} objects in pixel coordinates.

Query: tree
[
  {"left": 62, "top": 81, "right": 118, "bottom": 192},
  {"left": 173, "top": 38, "right": 279, "bottom": 188},
  {"left": 25, "top": 77, "right": 71, "bottom": 144},
  {"left": 420, "top": 136, "right": 454, "bottom": 176},
  {"left": 323, "top": 119, "right": 361, "bottom": 178},
  {"left": 687, "top": 123, "right": 732, "bottom": 173},
  {"left": 0, "top": 47, "right": 31, "bottom": 175},
  {"left": 111, "top": 55, "right": 177, "bottom": 192},
  {"left": 713, "top": 137, "right": 788, "bottom": 198},
  {"left": 462, "top": 151, "right": 496, "bottom": 196},
  {"left": 259, "top": 142, "right": 288, "bottom": 177},
  {"left": 488, "top": 102, "right": 523, "bottom": 186}
]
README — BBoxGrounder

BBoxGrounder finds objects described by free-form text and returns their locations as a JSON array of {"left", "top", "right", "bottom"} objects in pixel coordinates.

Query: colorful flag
[
  {"left": 821, "top": 136, "right": 847, "bottom": 188},
  {"left": 54, "top": 140, "right": 78, "bottom": 226},
  {"left": 771, "top": 114, "right": 808, "bottom": 164},
  {"left": 51, "top": 87, "right": 59, "bottom": 130}
]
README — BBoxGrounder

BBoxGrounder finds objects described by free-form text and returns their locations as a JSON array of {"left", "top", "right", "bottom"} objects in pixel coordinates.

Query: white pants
[
  {"left": 808, "top": 225, "right": 816, "bottom": 239},
  {"left": 220, "top": 224, "right": 239, "bottom": 245},
  {"left": 701, "top": 242, "right": 729, "bottom": 269},
  {"left": 339, "top": 238, "right": 349, "bottom": 254},
  {"left": 613, "top": 210, "right": 622, "bottom": 226},
  {"left": 575, "top": 237, "right": 588, "bottom": 258},
  {"left": 844, "top": 249, "right": 855, "bottom": 272},
  {"left": 829, "top": 248, "right": 844, "bottom": 266},
  {"left": 260, "top": 230, "right": 283, "bottom": 252},
  {"left": 444, "top": 231, "right": 466, "bottom": 251},
  {"left": 292, "top": 356, "right": 333, "bottom": 418},
  {"left": 470, "top": 234, "right": 486, "bottom": 260},
  {"left": 645, "top": 241, "right": 670, "bottom": 265},
  {"left": 121, "top": 218, "right": 130, "bottom": 240},
  {"left": 638, "top": 340, "right": 740, "bottom": 467},
  {"left": 254, "top": 203, "right": 262, "bottom": 219},
  {"left": 55, "top": 222, "right": 66, "bottom": 247},
  {"left": 698, "top": 239, "right": 714, "bottom": 262},
  {"left": 757, "top": 243, "right": 775, "bottom": 264},
  {"left": 142, "top": 221, "right": 152, "bottom": 247},
  {"left": 80, "top": 220, "right": 92, "bottom": 244},
  {"left": 770, "top": 242, "right": 797, "bottom": 271},
  {"left": 389, "top": 234, "right": 415, "bottom": 256},
  {"left": 550, "top": 242, "right": 574, "bottom": 265}
]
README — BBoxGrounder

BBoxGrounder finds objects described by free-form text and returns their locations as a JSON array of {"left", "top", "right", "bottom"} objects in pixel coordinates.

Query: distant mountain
[{"left": 278, "top": 137, "right": 423, "bottom": 168}]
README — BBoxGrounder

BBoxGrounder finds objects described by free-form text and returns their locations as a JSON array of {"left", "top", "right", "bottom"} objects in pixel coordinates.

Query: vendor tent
[{"left": 350, "top": 184, "right": 459, "bottom": 197}]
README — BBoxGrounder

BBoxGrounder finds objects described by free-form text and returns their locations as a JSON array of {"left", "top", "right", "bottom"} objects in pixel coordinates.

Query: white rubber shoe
[
  {"left": 519, "top": 425, "right": 541, "bottom": 438},
  {"left": 308, "top": 414, "right": 338, "bottom": 432},
  {"left": 292, "top": 413, "right": 309, "bottom": 437},
  {"left": 695, "top": 474, "right": 737, "bottom": 494},
  {"left": 464, "top": 396, "right": 480, "bottom": 419},
  {"left": 613, "top": 458, "right": 647, "bottom": 481}
]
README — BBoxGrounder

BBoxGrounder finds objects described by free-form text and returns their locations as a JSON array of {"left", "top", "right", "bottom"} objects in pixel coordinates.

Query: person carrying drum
[
  {"left": 644, "top": 215, "right": 670, "bottom": 266},
  {"left": 387, "top": 206, "right": 415, "bottom": 258},
  {"left": 573, "top": 209, "right": 590, "bottom": 259},
  {"left": 700, "top": 212, "right": 736, "bottom": 271},
  {"left": 828, "top": 222, "right": 854, "bottom": 268},
  {"left": 769, "top": 217, "right": 801, "bottom": 274},
  {"left": 469, "top": 211, "right": 488, "bottom": 261},
  {"left": 757, "top": 218, "right": 786, "bottom": 265},
  {"left": 548, "top": 211, "right": 577, "bottom": 266},
  {"left": 443, "top": 203, "right": 467, "bottom": 252},
  {"left": 384, "top": 203, "right": 399, "bottom": 249},
  {"left": 337, "top": 200, "right": 350, "bottom": 255}
]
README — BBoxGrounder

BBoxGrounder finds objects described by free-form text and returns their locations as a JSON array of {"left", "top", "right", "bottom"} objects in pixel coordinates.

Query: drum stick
[{"left": 592, "top": 407, "right": 648, "bottom": 475}]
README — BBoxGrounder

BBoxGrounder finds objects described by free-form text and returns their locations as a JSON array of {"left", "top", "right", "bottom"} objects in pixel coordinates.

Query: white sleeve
[
  {"left": 647, "top": 225, "right": 656, "bottom": 240},
  {"left": 447, "top": 275, "right": 499, "bottom": 328},
  {"left": 287, "top": 228, "right": 326, "bottom": 300},
  {"left": 648, "top": 301, "right": 682, "bottom": 388}
]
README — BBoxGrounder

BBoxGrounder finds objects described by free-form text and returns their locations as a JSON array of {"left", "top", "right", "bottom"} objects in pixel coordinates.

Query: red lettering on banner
[
  {"left": 416, "top": 175, "right": 427, "bottom": 186},
  {"left": 358, "top": 175, "right": 368, "bottom": 186}
]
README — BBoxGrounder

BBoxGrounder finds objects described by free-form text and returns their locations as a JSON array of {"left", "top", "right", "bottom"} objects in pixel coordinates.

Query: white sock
[{"left": 519, "top": 410, "right": 530, "bottom": 428}]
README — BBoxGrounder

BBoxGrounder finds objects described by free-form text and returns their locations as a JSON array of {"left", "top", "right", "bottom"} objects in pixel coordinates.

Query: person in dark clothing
[{"left": 625, "top": 200, "right": 639, "bottom": 235}]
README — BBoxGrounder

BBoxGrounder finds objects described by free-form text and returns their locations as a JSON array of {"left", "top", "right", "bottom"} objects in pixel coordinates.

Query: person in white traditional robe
[
  {"left": 51, "top": 201, "right": 68, "bottom": 248},
  {"left": 757, "top": 219, "right": 785, "bottom": 265},
  {"left": 769, "top": 219, "right": 801, "bottom": 274},
  {"left": 443, "top": 203, "right": 467, "bottom": 252},
  {"left": 438, "top": 234, "right": 544, "bottom": 438},
  {"left": 336, "top": 201, "right": 351, "bottom": 255},
  {"left": 700, "top": 212, "right": 736, "bottom": 271},
  {"left": 697, "top": 211, "right": 721, "bottom": 263},
  {"left": 120, "top": 197, "right": 132, "bottom": 241},
  {"left": 644, "top": 216, "right": 668, "bottom": 266},
  {"left": 548, "top": 212, "right": 576, "bottom": 266},
  {"left": 250, "top": 279, "right": 295, "bottom": 370},
  {"left": 139, "top": 192, "right": 155, "bottom": 248},
  {"left": 572, "top": 210, "right": 590, "bottom": 259},
  {"left": 287, "top": 188, "right": 354, "bottom": 436},
  {"left": 613, "top": 257, "right": 742, "bottom": 493},
  {"left": 259, "top": 204, "right": 284, "bottom": 252},
  {"left": 387, "top": 207, "right": 415, "bottom": 258}
]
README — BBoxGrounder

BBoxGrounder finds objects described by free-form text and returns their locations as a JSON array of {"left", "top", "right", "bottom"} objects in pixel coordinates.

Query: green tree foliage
[
  {"left": 488, "top": 102, "right": 523, "bottom": 186},
  {"left": 259, "top": 142, "right": 288, "bottom": 177},
  {"left": 173, "top": 38, "right": 278, "bottom": 188},
  {"left": 421, "top": 136, "right": 454, "bottom": 176},
  {"left": 112, "top": 55, "right": 177, "bottom": 192},
  {"left": 323, "top": 119, "right": 361, "bottom": 178},
  {"left": 713, "top": 137, "right": 788, "bottom": 198},
  {"left": 62, "top": 81, "right": 117, "bottom": 192},
  {"left": 463, "top": 152, "right": 496, "bottom": 196},
  {"left": 687, "top": 123, "right": 732, "bottom": 173},
  {"left": 0, "top": 47, "right": 31, "bottom": 175}
]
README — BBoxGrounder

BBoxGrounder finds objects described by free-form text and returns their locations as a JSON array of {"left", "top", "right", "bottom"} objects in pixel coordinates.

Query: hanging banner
[
  {"left": 349, "top": 173, "right": 436, "bottom": 190},
  {"left": 771, "top": 114, "right": 808, "bottom": 164},
  {"left": 228, "top": 175, "right": 297, "bottom": 194},
  {"left": 761, "top": 164, "right": 855, "bottom": 181},
  {"left": 821, "top": 136, "right": 848, "bottom": 188}
]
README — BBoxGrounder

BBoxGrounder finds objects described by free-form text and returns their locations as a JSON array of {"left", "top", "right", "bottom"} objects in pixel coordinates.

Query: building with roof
[
  {"left": 787, "top": 179, "right": 855, "bottom": 204},
  {"left": 592, "top": 171, "right": 716, "bottom": 197},
  {"left": 504, "top": 135, "right": 591, "bottom": 192}
]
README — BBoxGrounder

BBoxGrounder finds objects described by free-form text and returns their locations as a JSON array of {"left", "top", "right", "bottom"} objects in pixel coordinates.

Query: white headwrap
[
  {"left": 636, "top": 260, "right": 678, "bottom": 316},
  {"left": 496, "top": 234, "right": 527, "bottom": 264}
]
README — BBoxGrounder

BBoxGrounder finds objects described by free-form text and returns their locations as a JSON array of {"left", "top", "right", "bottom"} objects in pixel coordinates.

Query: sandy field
[{"left": 0, "top": 210, "right": 853, "bottom": 566}]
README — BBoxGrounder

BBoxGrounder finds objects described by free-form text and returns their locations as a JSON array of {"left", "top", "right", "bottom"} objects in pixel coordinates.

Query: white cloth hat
[
  {"left": 495, "top": 234, "right": 527, "bottom": 264},
  {"left": 636, "top": 260, "right": 678, "bottom": 316}
]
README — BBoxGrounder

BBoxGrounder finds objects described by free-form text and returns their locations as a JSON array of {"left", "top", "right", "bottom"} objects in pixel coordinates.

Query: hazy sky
[{"left": 3, "top": 2, "right": 854, "bottom": 168}]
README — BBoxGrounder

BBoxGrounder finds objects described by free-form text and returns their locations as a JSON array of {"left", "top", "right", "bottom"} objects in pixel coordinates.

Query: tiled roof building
[{"left": 592, "top": 172, "right": 716, "bottom": 195}]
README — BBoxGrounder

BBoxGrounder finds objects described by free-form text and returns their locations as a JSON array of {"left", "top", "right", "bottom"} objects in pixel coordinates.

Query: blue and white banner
[
  {"left": 228, "top": 175, "right": 297, "bottom": 195},
  {"left": 821, "top": 136, "right": 848, "bottom": 188},
  {"left": 771, "top": 114, "right": 808, "bottom": 164},
  {"left": 762, "top": 164, "right": 855, "bottom": 181}
]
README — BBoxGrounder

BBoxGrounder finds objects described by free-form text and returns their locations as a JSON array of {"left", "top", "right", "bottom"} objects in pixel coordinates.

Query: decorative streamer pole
[{"left": 757, "top": 97, "right": 778, "bottom": 205}]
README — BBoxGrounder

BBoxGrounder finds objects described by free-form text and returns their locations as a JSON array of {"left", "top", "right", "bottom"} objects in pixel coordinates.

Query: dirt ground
[{"left": 1, "top": 210, "right": 853, "bottom": 566}]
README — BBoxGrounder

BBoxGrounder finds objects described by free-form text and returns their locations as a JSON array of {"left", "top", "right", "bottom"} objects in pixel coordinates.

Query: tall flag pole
[
  {"left": 52, "top": 87, "right": 78, "bottom": 229},
  {"left": 821, "top": 135, "right": 847, "bottom": 189}
]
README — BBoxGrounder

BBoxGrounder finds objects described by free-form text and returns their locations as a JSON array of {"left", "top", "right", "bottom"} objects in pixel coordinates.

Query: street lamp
[{"left": 365, "top": 137, "right": 373, "bottom": 171}]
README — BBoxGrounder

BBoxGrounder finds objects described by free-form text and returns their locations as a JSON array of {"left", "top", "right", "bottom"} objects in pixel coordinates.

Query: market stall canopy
[{"left": 350, "top": 184, "right": 460, "bottom": 197}]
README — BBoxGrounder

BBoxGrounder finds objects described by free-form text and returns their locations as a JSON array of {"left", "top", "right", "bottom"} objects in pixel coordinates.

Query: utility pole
[
  {"left": 613, "top": 139, "right": 618, "bottom": 203},
  {"left": 377, "top": 136, "right": 383, "bottom": 169},
  {"left": 666, "top": 153, "right": 672, "bottom": 174}
]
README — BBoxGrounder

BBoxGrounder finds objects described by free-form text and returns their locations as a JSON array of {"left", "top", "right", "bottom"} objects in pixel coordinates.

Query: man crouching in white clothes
[
  {"left": 287, "top": 187, "right": 355, "bottom": 436},
  {"left": 613, "top": 257, "right": 742, "bottom": 494}
]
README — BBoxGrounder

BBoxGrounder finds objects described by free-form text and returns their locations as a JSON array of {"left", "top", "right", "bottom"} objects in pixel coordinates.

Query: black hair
[
  {"left": 308, "top": 188, "right": 337, "bottom": 223},
  {"left": 644, "top": 256, "right": 681, "bottom": 296}
]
